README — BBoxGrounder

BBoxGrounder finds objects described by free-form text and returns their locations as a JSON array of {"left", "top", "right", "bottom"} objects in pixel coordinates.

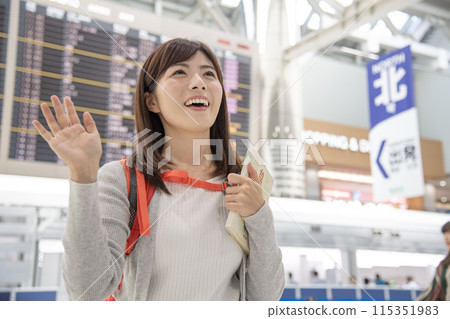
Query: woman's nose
[{"left": 190, "top": 73, "right": 206, "bottom": 90}]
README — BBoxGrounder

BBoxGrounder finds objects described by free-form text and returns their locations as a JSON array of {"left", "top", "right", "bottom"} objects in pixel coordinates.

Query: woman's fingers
[
  {"left": 83, "top": 112, "right": 98, "bottom": 134},
  {"left": 39, "top": 96, "right": 87, "bottom": 138},
  {"left": 51, "top": 95, "right": 70, "bottom": 129},
  {"left": 227, "top": 173, "right": 243, "bottom": 185},
  {"left": 32, "top": 120, "right": 53, "bottom": 143},
  {"left": 65, "top": 97, "right": 81, "bottom": 126},
  {"left": 225, "top": 185, "right": 240, "bottom": 195},
  {"left": 40, "top": 102, "right": 61, "bottom": 135}
]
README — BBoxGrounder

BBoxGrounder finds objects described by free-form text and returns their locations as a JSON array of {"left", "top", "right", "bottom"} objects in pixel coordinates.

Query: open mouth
[{"left": 184, "top": 99, "right": 209, "bottom": 107}]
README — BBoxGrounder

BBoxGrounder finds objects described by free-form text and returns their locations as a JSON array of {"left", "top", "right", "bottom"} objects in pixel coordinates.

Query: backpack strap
[
  {"left": 119, "top": 158, "right": 152, "bottom": 255},
  {"left": 161, "top": 170, "right": 229, "bottom": 192}
]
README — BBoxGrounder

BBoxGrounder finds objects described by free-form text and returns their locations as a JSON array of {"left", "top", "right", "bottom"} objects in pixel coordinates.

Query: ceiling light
[
  {"left": 308, "top": 13, "right": 321, "bottom": 30},
  {"left": 118, "top": 12, "right": 135, "bottom": 23},
  {"left": 319, "top": 1, "right": 336, "bottom": 15},
  {"left": 340, "top": 46, "right": 379, "bottom": 60},
  {"left": 49, "top": 0, "right": 80, "bottom": 8},
  {"left": 387, "top": 11, "right": 410, "bottom": 30},
  {"left": 317, "top": 170, "right": 374, "bottom": 184},
  {"left": 220, "top": 0, "right": 241, "bottom": 8},
  {"left": 440, "top": 180, "right": 447, "bottom": 187},
  {"left": 297, "top": 0, "right": 312, "bottom": 25},
  {"left": 372, "top": 20, "right": 392, "bottom": 37},
  {"left": 87, "top": 3, "right": 111, "bottom": 16},
  {"left": 336, "top": 0, "right": 353, "bottom": 7}
]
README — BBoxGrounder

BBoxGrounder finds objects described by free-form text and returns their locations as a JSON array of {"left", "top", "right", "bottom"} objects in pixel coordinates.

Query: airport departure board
[
  {"left": 0, "top": 0, "right": 9, "bottom": 145},
  {"left": 6, "top": 0, "right": 252, "bottom": 170}
]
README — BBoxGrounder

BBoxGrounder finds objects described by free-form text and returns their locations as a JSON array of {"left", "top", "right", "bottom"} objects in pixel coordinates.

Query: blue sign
[{"left": 367, "top": 46, "right": 415, "bottom": 129}]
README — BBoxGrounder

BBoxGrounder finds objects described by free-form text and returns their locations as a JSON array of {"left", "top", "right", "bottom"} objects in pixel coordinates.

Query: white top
[{"left": 147, "top": 175, "right": 243, "bottom": 300}]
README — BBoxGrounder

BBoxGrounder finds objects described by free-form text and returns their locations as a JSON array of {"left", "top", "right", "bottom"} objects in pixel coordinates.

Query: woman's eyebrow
[
  {"left": 170, "top": 63, "right": 215, "bottom": 70},
  {"left": 200, "top": 65, "right": 215, "bottom": 70}
]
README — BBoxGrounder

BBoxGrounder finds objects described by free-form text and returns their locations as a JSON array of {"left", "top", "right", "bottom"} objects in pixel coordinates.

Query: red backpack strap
[
  {"left": 119, "top": 158, "right": 130, "bottom": 194},
  {"left": 119, "top": 159, "right": 153, "bottom": 254},
  {"left": 161, "top": 170, "right": 229, "bottom": 192},
  {"left": 107, "top": 159, "right": 154, "bottom": 300}
]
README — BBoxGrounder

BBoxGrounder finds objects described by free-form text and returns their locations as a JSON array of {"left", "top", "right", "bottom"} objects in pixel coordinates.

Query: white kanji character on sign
[{"left": 373, "top": 66, "right": 407, "bottom": 113}]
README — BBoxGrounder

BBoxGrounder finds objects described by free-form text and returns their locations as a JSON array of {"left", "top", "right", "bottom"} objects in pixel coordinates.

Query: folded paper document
[{"left": 225, "top": 151, "right": 273, "bottom": 254}]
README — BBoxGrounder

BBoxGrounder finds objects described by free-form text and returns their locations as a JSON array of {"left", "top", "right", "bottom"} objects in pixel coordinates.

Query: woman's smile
[{"left": 150, "top": 51, "right": 223, "bottom": 135}]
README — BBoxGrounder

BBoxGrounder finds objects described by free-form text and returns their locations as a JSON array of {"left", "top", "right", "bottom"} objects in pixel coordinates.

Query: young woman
[
  {"left": 32, "top": 38, "right": 285, "bottom": 301},
  {"left": 417, "top": 221, "right": 450, "bottom": 301}
]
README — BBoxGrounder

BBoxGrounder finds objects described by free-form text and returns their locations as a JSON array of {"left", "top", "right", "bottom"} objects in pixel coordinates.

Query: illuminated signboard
[{"left": 1, "top": 0, "right": 254, "bottom": 177}]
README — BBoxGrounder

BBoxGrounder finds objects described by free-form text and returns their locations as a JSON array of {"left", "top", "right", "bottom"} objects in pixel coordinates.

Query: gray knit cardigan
[{"left": 62, "top": 161, "right": 285, "bottom": 301}]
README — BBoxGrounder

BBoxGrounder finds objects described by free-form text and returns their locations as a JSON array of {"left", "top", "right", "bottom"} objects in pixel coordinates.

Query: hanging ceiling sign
[{"left": 367, "top": 46, "right": 424, "bottom": 202}]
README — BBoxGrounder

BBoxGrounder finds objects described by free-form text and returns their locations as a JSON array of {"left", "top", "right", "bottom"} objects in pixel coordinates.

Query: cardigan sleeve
[
  {"left": 61, "top": 161, "right": 130, "bottom": 301},
  {"left": 243, "top": 201, "right": 285, "bottom": 300}
]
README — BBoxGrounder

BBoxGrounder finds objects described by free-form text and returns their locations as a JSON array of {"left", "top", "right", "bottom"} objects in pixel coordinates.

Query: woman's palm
[
  {"left": 48, "top": 123, "right": 101, "bottom": 166},
  {"left": 33, "top": 96, "right": 102, "bottom": 180}
]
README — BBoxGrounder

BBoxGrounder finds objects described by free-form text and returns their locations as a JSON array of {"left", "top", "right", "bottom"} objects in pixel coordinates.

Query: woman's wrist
[{"left": 69, "top": 166, "right": 98, "bottom": 184}]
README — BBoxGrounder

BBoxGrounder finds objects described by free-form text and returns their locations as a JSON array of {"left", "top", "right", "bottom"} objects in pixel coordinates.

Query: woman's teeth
[{"left": 184, "top": 99, "right": 208, "bottom": 106}]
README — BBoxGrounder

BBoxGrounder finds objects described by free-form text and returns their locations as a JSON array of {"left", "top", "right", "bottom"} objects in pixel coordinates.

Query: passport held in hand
[{"left": 225, "top": 151, "right": 274, "bottom": 254}]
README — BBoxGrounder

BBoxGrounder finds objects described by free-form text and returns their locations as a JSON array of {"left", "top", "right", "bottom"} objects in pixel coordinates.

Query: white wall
[
  {"left": 301, "top": 55, "right": 450, "bottom": 175},
  {"left": 281, "top": 247, "right": 342, "bottom": 284},
  {"left": 302, "top": 56, "right": 370, "bottom": 129},
  {"left": 415, "top": 69, "right": 450, "bottom": 175}
]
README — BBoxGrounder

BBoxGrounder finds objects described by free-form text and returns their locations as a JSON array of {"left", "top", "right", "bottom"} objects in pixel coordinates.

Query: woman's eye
[
  {"left": 172, "top": 69, "right": 185, "bottom": 75},
  {"left": 205, "top": 71, "right": 216, "bottom": 77}
]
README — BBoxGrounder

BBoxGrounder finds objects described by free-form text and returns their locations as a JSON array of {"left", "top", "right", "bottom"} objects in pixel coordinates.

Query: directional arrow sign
[
  {"left": 376, "top": 139, "right": 389, "bottom": 179},
  {"left": 367, "top": 46, "right": 424, "bottom": 202}
]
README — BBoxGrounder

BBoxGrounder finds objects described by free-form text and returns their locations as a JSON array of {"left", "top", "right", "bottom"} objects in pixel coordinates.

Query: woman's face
[
  {"left": 148, "top": 51, "right": 223, "bottom": 136},
  {"left": 444, "top": 231, "right": 450, "bottom": 251}
]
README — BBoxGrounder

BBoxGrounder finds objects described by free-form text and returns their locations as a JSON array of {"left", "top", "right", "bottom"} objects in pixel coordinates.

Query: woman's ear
[{"left": 144, "top": 92, "right": 160, "bottom": 113}]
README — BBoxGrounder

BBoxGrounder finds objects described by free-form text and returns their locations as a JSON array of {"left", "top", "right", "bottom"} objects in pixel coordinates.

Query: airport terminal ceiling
[{"left": 103, "top": 0, "right": 450, "bottom": 62}]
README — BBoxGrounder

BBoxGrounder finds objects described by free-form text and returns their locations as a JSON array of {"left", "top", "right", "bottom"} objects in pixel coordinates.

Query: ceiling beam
[
  {"left": 348, "top": 29, "right": 450, "bottom": 69},
  {"left": 180, "top": 5, "right": 202, "bottom": 21},
  {"left": 408, "top": 2, "right": 450, "bottom": 22},
  {"left": 154, "top": 0, "right": 163, "bottom": 15},
  {"left": 231, "top": 4, "right": 242, "bottom": 26},
  {"left": 161, "top": 1, "right": 193, "bottom": 14},
  {"left": 198, "top": 0, "right": 234, "bottom": 33},
  {"left": 440, "top": 20, "right": 450, "bottom": 42},
  {"left": 382, "top": 17, "right": 400, "bottom": 36},
  {"left": 284, "top": 0, "right": 423, "bottom": 61},
  {"left": 411, "top": 18, "right": 432, "bottom": 42},
  {"left": 323, "top": 0, "right": 345, "bottom": 16},
  {"left": 308, "top": 0, "right": 326, "bottom": 17}
]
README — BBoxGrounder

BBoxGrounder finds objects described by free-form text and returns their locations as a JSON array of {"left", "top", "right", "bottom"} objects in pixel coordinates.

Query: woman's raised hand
[{"left": 32, "top": 95, "right": 102, "bottom": 183}]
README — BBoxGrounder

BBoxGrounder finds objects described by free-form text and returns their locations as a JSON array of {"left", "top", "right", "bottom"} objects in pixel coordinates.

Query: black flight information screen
[
  {"left": 8, "top": 0, "right": 251, "bottom": 167},
  {"left": 0, "top": 0, "right": 10, "bottom": 145}
]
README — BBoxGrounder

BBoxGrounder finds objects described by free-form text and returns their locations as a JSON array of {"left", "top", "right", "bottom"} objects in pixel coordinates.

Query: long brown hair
[
  {"left": 130, "top": 38, "right": 241, "bottom": 193},
  {"left": 442, "top": 221, "right": 450, "bottom": 266}
]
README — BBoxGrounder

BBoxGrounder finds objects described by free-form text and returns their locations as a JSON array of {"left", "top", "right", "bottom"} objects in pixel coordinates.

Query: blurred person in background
[
  {"left": 402, "top": 276, "right": 419, "bottom": 289},
  {"left": 311, "top": 270, "right": 325, "bottom": 284},
  {"left": 417, "top": 221, "right": 450, "bottom": 301},
  {"left": 287, "top": 272, "right": 298, "bottom": 285},
  {"left": 375, "top": 273, "right": 388, "bottom": 285}
]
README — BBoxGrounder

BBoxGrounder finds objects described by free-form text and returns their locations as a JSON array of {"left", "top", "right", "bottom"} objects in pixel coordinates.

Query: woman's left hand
[{"left": 225, "top": 162, "right": 265, "bottom": 217}]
